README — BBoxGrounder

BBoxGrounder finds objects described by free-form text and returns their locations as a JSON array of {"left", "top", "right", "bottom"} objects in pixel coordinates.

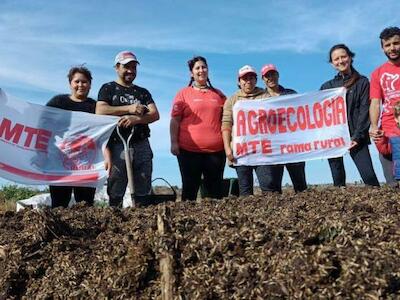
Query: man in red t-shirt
[{"left": 370, "top": 26, "right": 400, "bottom": 185}]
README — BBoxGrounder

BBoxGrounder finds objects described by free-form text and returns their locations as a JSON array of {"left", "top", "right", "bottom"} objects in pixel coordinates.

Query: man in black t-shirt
[{"left": 97, "top": 51, "right": 160, "bottom": 207}]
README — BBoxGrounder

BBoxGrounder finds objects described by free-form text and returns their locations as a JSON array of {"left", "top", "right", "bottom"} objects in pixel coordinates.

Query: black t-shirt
[
  {"left": 97, "top": 81, "right": 155, "bottom": 143},
  {"left": 46, "top": 94, "right": 96, "bottom": 113}
]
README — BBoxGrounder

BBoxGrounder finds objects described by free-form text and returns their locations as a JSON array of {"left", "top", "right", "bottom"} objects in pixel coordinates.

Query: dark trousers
[
  {"left": 269, "top": 162, "right": 307, "bottom": 193},
  {"left": 177, "top": 149, "right": 225, "bottom": 201},
  {"left": 328, "top": 143, "right": 379, "bottom": 187},
  {"left": 235, "top": 165, "right": 281, "bottom": 196},
  {"left": 107, "top": 139, "right": 153, "bottom": 207},
  {"left": 50, "top": 185, "right": 96, "bottom": 208}
]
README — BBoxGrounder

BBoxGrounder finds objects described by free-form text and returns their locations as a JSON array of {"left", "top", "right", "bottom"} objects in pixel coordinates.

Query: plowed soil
[{"left": 1, "top": 186, "right": 400, "bottom": 299}]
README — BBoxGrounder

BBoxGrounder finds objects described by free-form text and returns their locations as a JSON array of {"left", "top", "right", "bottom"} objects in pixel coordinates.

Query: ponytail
[{"left": 344, "top": 66, "right": 360, "bottom": 89}]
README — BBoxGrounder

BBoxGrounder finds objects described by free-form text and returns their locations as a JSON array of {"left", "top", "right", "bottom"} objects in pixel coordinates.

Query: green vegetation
[{"left": 0, "top": 185, "right": 46, "bottom": 212}]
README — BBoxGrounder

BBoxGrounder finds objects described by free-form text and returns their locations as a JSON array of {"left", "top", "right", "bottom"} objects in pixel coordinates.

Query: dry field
[{"left": 1, "top": 186, "right": 400, "bottom": 299}]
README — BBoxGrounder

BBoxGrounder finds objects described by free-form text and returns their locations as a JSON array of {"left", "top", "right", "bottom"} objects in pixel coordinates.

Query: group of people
[
  {"left": 48, "top": 52, "right": 159, "bottom": 208},
  {"left": 47, "top": 26, "right": 400, "bottom": 208}
]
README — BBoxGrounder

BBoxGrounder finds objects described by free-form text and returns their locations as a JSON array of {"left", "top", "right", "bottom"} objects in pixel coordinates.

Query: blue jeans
[
  {"left": 235, "top": 165, "right": 282, "bottom": 196},
  {"left": 107, "top": 139, "right": 153, "bottom": 207},
  {"left": 379, "top": 152, "right": 397, "bottom": 186}
]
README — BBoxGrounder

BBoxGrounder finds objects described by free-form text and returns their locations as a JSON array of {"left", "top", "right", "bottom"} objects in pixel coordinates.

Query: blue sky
[{"left": 0, "top": 0, "right": 399, "bottom": 187}]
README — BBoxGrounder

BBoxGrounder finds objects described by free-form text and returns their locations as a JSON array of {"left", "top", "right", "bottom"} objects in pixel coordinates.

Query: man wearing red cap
[
  {"left": 261, "top": 64, "right": 308, "bottom": 193},
  {"left": 96, "top": 51, "right": 160, "bottom": 207}
]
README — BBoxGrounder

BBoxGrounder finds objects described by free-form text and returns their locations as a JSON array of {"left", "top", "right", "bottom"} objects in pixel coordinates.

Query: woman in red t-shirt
[{"left": 170, "top": 56, "right": 226, "bottom": 200}]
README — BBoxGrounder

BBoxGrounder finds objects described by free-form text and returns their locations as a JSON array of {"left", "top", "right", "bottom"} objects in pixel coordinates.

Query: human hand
[
  {"left": 171, "top": 142, "right": 180, "bottom": 156},
  {"left": 369, "top": 127, "right": 384, "bottom": 142},
  {"left": 104, "top": 159, "right": 112, "bottom": 175},
  {"left": 349, "top": 140, "right": 358, "bottom": 150},
  {"left": 225, "top": 148, "right": 235, "bottom": 163},
  {"left": 128, "top": 103, "right": 145, "bottom": 115},
  {"left": 103, "top": 148, "right": 112, "bottom": 175},
  {"left": 118, "top": 115, "right": 140, "bottom": 128}
]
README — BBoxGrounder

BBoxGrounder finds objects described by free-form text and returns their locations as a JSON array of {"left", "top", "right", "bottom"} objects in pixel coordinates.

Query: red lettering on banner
[
  {"left": 0, "top": 117, "right": 52, "bottom": 151},
  {"left": 24, "top": 127, "right": 37, "bottom": 148},
  {"left": 248, "top": 140, "right": 259, "bottom": 153},
  {"left": 286, "top": 106, "right": 297, "bottom": 132},
  {"left": 323, "top": 100, "right": 332, "bottom": 126},
  {"left": 36, "top": 129, "right": 52, "bottom": 150},
  {"left": 261, "top": 139, "right": 272, "bottom": 154},
  {"left": 335, "top": 96, "right": 347, "bottom": 124},
  {"left": 248, "top": 110, "right": 258, "bottom": 135},
  {"left": 236, "top": 139, "right": 272, "bottom": 156},
  {"left": 258, "top": 109, "right": 267, "bottom": 134},
  {"left": 277, "top": 108, "right": 287, "bottom": 133},
  {"left": 234, "top": 95, "right": 347, "bottom": 137},
  {"left": 297, "top": 106, "right": 307, "bottom": 130},
  {"left": 313, "top": 137, "right": 345, "bottom": 150},
  {"left": 267, "top": 109, "right": 277, "bottom": 134},
  {"left": 305, "top": 105, "right": 315, "bottom": 129},
  {"left": 0, "top": 118, "right": 23, "bottom": 143},
  {"left": 281, "top": 142, "right": 312, "bottom": 154},
  {"left": 236, "top": 110, "right": 246, "bottom": 136},
  {"left": 236, "top": 142, "right": 248, "bottom": 155},
  {"left": 313, "top": 102, "right": 324, "bottom": 128}
]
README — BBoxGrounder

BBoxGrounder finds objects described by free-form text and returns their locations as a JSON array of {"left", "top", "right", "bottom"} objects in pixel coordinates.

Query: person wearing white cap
[
  {"left": 222, "top": 65, "right": 277, "bottom": 196},
  {"left": 260, "top": 64, "right": 308, "bottom": 193},
  {"left": 96, "top": 50, "right": 160, "bottom": 207}
]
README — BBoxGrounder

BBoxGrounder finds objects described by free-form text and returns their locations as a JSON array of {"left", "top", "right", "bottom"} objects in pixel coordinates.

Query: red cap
[{"left": 261, "top": 64, "right": 278, "bottom": 76}]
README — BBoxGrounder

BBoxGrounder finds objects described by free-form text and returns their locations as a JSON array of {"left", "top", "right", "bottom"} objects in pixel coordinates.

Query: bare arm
[
  {"left": 118, "top": 103, "right": 160, "bottom": 128},
  {"left": 222, "top": 129, "right": 234, "bottom": 163},
  {"left": 369, "top": 98, "right": 383, "bottom": 141},
  {"left": 103, "top": 146, "right": 112, "bottom": 175},
  {"left": 96, "top": 101, "right": 144, "bottom": 116},
  {"left": 170, "top": 116, "right": 181, "bottom": 156}
]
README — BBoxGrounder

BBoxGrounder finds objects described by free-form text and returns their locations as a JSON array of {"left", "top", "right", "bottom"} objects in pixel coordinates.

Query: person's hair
[
  {"left": 379, "top": 26, "right": 400, "bottom": 44},
  {"left": 187, "top": 56, "right": 215, "bottom": 89},
  {"left": 394, "top": 102, "right": 400, "bottom": 118},
  {"left": 67, "top": 65, "right": 92, "bottom": 83},
  {"left": 328, "top": 44, "right": 360, "bottom": 89}
]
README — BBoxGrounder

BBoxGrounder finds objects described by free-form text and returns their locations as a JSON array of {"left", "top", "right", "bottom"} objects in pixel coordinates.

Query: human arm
[
  {"left": 351, "top": 79, "right": 370, "bottom": 147},
  {"left": 369, "top": 70, "right": 384, "bottom": 141},
  {"left": 222, "top": 128, "right": 234, "bottom": 163},
  {"left": 103, "top": 146, "right": 112, "bottom": 175},
  {"left": 96, "top": 101, "right": 145, "bottom": 116},
  {"left": 369, "top": 98, "right": 383, "bottom": 141},
  {"left": 221, "top": 97, "right": 235, "bottom": 163},
  {"left": 170, "top": 116, "right": 181, "bottom": 156},
  {"left": 117, "top": 103, "right": 160, "bottom": 128}
]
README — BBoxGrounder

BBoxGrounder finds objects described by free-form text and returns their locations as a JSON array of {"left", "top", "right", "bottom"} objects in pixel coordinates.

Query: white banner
[
  {"left": 0, "top": 89, "right": 118, "bottom": 187},
  {"left": 232, "top": 88, "right": 351, "bottom": 166}
]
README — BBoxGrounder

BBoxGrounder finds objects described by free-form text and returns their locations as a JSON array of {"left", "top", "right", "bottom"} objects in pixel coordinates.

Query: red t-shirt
[
  {"left": 171, "top": 87, "right": 225, "bottom": 152},
  {"left": 370, "top": 61, "right": 400, "bottom": 135}
]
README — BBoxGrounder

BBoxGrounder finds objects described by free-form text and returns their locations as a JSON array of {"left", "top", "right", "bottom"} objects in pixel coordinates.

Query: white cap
[
  {"left": 238, "top": 65, "right": 257, "bottom": 78},
  {"left": 114, "top": 51, "right": 140, "bottom": 65}
]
